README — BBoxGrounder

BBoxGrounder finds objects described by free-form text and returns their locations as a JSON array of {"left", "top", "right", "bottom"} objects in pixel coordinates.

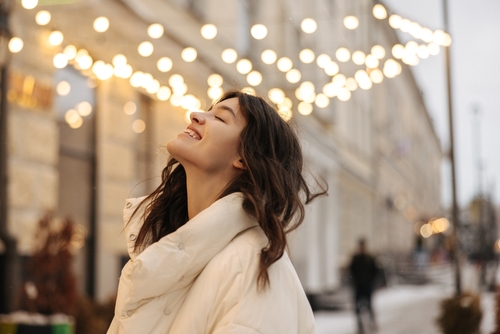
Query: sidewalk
[{"left": 314, "top": 284, "right": 495, "bottom": 334}]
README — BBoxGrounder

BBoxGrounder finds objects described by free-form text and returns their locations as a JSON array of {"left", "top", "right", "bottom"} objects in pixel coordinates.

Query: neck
[{"left": 185, "top": 169, "right": 236, "bottom": 220}]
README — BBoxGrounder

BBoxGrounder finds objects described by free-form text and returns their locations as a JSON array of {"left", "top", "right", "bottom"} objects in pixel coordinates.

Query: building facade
[{"left": 0, "top": 0, "right": 442, "bottom": 306}]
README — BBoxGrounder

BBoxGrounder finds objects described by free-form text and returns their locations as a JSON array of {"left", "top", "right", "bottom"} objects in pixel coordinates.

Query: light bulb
[
  {"left": 246, "top": 71, "right": 262, "bottom": 86},
  {"left": 392, "top": 44, "right": 405, "bottom": 59},
  {"left": 8, "top": 37, "right": 23, "bottom": 53},
  {"left": 77, "top": 101, "right": 92, "bottom": 116},
  {"left": 207, "top": 74, "right": 223, "bottom": 87},
  {"left": 22, "top": 0, "right": 38, "bottom": 10},
  {"left": 261, "top": 49, "right": 277, "bottom": 64},
  {"left": 48, "top": 31, "right": 63, "bottom": 46},
  {"left": 57, "top": 81, "right": 71, "bottom": 96},
  {"left": 298, "top": 102, "right": 313, "bottom": 115},
  {"left": 236, "top": 59, "right": 252, "bottom": 74},
  {"left": 53, "top": 53, "right": 68, "bottom": 69},
  {"left": 148, "top": 23, "right": 164, "bottom": 39},
  {"left": 299, "top": 49, "right": 315, "bottom": 64},
  {"left": 316, "top": 54, "right": 331, "bottom": 68},
  {"left": 112, "top": 54, "right": 127, "bottom": 67},
  {"left": 251, "top": 24, "right": 268, "bottom": 40},
  {"left": 373, "top": 4, "right": 387, "bottom": 20},
  {"left": 157, "top": 87, "right": 172, "bottom": 101},
  {"left": 138, "top": 41, "right": 154, "bottom": 57},
  {"left": 352, "top": 51, "right": 366, "bottom": 65},
  {"left": 277, "top": 57, "right": 293, "bottom": 72},
  {"left": 286, "top": 69, "right": 301, "bottom": 83},
  {"left": 157, "top": 57, "right": 173, "bottom": 72},
  {"left": 221, "top": 48, "right": 237, "bottom": 64},
  {"left": 93, "top": 17, "right": 109, "bottom": 33},
  {"left": 336, "top": 47, "right": 351, "bottom": 62},
  {"left": 301, "top": 18, "right": 317, "bottom": 34},
  {"left": 343, "top": 16, "right": 359, "bottom": 30},
  {"left": 201, "top": 24, "right": 217, "bottom": 39},
  {"left": 371, "top": 45, "right": 386, "bottom": 59},
  {"left": 315, "top": 93, "right": 330, "bottom": 108},
  {"left": 35, "top": 10, "right": 51, "bottom": 25},
  {"left": 388, "top": 15, "right": 402, "bottom": 29},
  {"left": 324, "top": 61, "right": 340, "bottom": 76},
  {"left": 63, "top": 45, "right": 77, "bottom": 60},
  {"left": 181, "top": 47, "right": 197, "bottom": 62}
]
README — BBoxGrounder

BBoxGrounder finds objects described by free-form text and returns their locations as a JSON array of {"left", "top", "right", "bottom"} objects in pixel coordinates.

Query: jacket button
[
  {"left": 178, "top": 243, "right": 185, "bottom": 250},
  {"left": 164, "top": 308, "right": 171, "bottom": 315},
  {"left": 129, "top": 234, "right": 137, "bottom": 241},
  {"left": 125, "top": 202, "right": 132, "bottom": 208}
]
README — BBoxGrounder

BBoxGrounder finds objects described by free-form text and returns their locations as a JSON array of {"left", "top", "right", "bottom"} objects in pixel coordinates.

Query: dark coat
[{"left": 349, "top": 253, "right": 379, "bottom": 292}]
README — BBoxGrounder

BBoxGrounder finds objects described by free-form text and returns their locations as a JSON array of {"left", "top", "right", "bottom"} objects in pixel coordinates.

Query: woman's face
[{"left": 167, "top": 97, "right": 247, "bottom": 175}]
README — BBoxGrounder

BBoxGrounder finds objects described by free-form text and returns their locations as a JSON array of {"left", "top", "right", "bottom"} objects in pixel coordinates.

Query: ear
[{"left": 233, "top": 157, "right": 246, "bottom": 170}]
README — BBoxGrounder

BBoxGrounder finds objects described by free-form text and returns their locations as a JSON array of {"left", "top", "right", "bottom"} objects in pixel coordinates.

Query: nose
[{"left": 190, "top": 111, "right": 205, "bottom": 124}]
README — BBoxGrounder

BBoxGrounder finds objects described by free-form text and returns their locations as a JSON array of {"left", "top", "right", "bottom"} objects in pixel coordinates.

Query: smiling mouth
[{"left": 183, "top": 129, "right": 201, "bottom": 140}]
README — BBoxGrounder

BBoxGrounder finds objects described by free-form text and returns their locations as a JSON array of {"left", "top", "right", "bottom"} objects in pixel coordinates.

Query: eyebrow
[{"left": 208, "top": 105, "right": 237, "bottom": 119}]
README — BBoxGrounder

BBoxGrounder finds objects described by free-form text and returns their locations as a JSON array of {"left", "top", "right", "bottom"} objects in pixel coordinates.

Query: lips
[{"left": 183, "top": 127, "right": 201, "bottom": 140}]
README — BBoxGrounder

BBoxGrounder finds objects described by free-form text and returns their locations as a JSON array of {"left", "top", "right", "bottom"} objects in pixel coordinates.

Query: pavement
[{"left": 314, "top": 284, "right": 496, "bottom": 334}]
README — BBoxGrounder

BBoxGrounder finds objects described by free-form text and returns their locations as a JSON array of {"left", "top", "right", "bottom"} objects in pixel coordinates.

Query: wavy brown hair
[{"left": 132, "top": 90, "right": 327, "bottom": 289}]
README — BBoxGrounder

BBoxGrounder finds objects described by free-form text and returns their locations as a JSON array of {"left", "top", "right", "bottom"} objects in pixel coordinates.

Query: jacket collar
[{"left": 122, "top": 192, "right": 259, "bottom": 305}]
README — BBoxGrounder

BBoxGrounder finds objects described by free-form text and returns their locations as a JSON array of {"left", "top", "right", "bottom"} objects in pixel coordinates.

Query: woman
[{"left": 107, "top": 90, "right": 326, "bottom": 334}]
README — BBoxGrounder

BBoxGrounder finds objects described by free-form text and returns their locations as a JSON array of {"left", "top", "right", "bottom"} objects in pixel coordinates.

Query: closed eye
[{"left": 215, "top": 116, "right": 225, "bottom": 122}]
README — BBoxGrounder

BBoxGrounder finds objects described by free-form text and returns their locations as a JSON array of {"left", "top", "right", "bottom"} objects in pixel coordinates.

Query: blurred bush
[{"left": 436, "top": 292, "right": 482, "bottom": 334}]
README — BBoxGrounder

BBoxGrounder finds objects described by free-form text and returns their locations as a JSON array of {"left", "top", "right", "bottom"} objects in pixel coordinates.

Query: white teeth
[{"left": 183, "top": 129, "right": 200, "bottom": 139}]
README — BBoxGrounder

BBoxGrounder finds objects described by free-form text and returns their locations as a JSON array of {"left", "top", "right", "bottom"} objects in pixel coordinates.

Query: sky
[{"left": 382, "top": 0, "right": 500, "bottom": 208}]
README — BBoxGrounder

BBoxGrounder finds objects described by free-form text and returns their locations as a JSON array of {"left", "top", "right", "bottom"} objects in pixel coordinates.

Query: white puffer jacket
[{"left": 107, "top": 192, "right": 316, "bottom": 334}]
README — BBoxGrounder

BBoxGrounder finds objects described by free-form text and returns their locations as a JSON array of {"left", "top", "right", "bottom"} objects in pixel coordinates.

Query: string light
[
  {"left": 168, "top": 74, "right": 184, "bottom": 88},
  {"left": 277, "top": 57, "right": 292, "bottom": 72},
  {"left": 181, "top": 47, "right": 197, "bottom": 62},
  {"left": 251, "top": 24, "right": 268, "bottom": 40},
  {"left": 21, "top": 0, "right": 38, "bottom": 9},
  {"left": 316, "top": 54, "right": 331, "bottom": 68},
  {"left": 75, "top": 50, "right": 93, "bottom": 70},
  {"left": 35, "top": 10, "right": 51, "bottom": 25},
  {"left": 63, "top": 45, "right": 77, "bottom": 60},
  {"left": 132, "top": 119, "right": 146, "bottom": 133},
  {"left": 345, "top": 77, "right": 358, "bottom": 91},
  {"left": 201, "top": 24, "right": 217, "bottom": 39},
  {"left": 157, "top": 86, "right": 172, "bottom": 101},
  {"left": 392, "top": 44, "right": 405, "bottom": 59},
  {"left": 323, "top": 82, "right": 339, "bottom": 97},
  {"left": 372, "top": 4, "right": 387, "bottom": 20},
  {"left": 76, "top": 101, "right": 92, "bottom": 116},
  {"left": 221, "top": 48, "right": 237, "bottom": 64},
  {"left": 93, "top": 17, "right": 109, "bottom": 33},
  {"left": 335, "top": 47, "right": 350, "bottom": 62},
  {"left": 332, "top": 73, "right": 346, "bottom": 87},
  {"left": 236, "top": 59, "right": 252, "bottom": 74},
  {"left": 157, "top": 57, "right": 173, "bottom": 72},
  {"left": 48, "top": 31, "right": 63, "bottom": 46},
  {"left": 343, "top": 16, "right": 359, "bottom": 30},
  {"left": 365, "top": 54, "right": 379, "bottom": 69},
  {"left": 57, "top": 81, "right": 71, "bottom": 96},
  {"left": 370, "top": 69, "right": 384, "bottom": 84},
  {"left": 299, "top": 49, "right": 315, "bottom": 64},
  {"left": 261, "top": 49, "right": 277, "bottom": 64},
  {"left": 286, "top": 69, "right": 301, "bottom": 83},
  {"left": 301, "top": 18, "right": 317, "bottom": 34},
  {"left": 298, "top": 102, "right": 313, "bottom": 115},
  {"left": 337, "top": 88, "right": 351, "bottom": 101},
  {"left": 148, "top": 23, "right": 164, "bottom": 39},
  {"left": 208, "top": 86, "right": 223, "bottom": 100},
  {"left": 389, "top": 15, "right": 402, "bottom": 29},
  {"left": 8, "top": 37, "right": 23, "bottom": 53},
  {"left": 268, "top": 88, "right": 285, "bottom": 104},
  {"left": 207, "top": 74, "right": 223, "bottom": 87},
  {"left": 428, "top": 43, "right": 440, "bottom": 55},
  {"left": 53, "top": 53, "right": 68, "bottom": 68},
  {"left": 371, "top": 45, "right": 386, "bottom": 59},
  {"left": 324, "top": 61, "right": 340, "bottom": 76},
  {"left": 138, "top": 41, "right": 154, "bottom": 57},
  {"left": 315, "top": 93, "right": 330, "bottom": 108},
  {"left": 246, "top": 71, "right": 262, "bottom": 86},
  {"left": 352, "top": 51, "right": 366, "bottom": 65},
  {"left": 124, "top": 102, "right": 137, "bottom": 115}
]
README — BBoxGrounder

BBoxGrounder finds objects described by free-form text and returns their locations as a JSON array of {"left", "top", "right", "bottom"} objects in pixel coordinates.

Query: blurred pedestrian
[
  {"left": 349, "top": 238, "right": 379, "bottom": 333},
  {"left": 107, "top": 90, "right": 326, "bottom": 334}
]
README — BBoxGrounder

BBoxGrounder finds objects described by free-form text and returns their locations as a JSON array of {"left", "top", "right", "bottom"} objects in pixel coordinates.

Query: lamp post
[
  {"left": 0, "top": 0, "right": 15, "bottom": 314},
  {"left": 442, "top": 0, "right": 461, "bottom": 296}
]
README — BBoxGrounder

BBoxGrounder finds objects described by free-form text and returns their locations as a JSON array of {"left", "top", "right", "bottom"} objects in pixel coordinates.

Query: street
[{"left": 315, "top": 284, "right": 495, "bottom": 334}]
